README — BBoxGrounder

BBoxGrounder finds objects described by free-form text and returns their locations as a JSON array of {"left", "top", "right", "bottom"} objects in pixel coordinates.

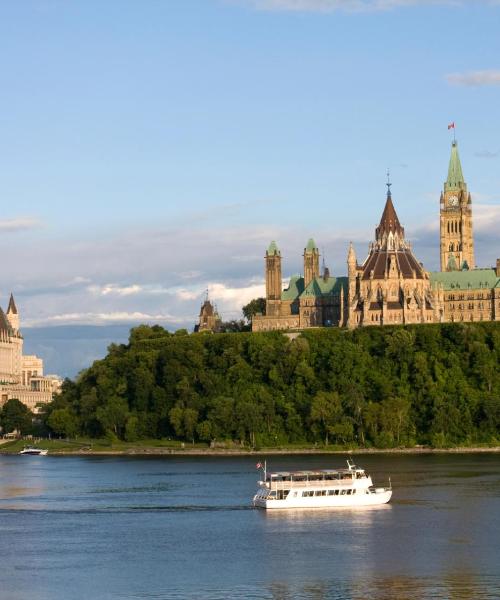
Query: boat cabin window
[{"left": 356, "top": 471, "right": 366, "bottom": 479}]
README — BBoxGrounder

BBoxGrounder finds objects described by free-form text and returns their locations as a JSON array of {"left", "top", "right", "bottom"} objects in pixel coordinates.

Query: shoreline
[{"left": 3, "top": 446, "right": 500, "bottom": 457}]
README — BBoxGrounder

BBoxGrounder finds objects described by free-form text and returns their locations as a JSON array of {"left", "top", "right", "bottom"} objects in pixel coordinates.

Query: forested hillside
[{"left": 45, "top": 323, "right": 500, "bottom": 448}]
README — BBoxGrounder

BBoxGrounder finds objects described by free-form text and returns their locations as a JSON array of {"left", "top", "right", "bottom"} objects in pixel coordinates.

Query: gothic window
[
  {"left": 459, "top": 222, "right": 462, "bottom": 233},
  {"left": 447, "top": 222, "right": 450, "bottom": 234},
  {"left": 449, "top": 243, "right": 454, "bottom": 252}
]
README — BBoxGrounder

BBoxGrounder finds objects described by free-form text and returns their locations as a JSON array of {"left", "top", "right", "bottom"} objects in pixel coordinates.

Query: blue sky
[{"left": 1, "top": 0, "right": 500, "bottom": 372}]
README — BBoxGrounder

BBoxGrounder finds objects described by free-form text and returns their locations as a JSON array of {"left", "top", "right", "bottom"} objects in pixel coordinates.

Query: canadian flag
[
  {"left": 448, "top": 122, "right": 455, "bottom": 130},
  {"left": 256, "top": 462, "right": 262, "bottom": 469}
]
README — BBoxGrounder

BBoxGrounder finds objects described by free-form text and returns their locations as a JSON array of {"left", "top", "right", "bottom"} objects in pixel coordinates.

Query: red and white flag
[
  {"left": 448, "top": 122, "right": 455, "bottom": 130},
  {"left": 256, "top": 462, "right": 262, "bottom": 469}
]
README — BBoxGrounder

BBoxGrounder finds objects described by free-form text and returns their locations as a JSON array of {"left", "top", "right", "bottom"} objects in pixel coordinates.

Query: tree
[
  {"left": 96, "top": 397, "right": 129, "bottom": 437},
  {"left": 183, "top": 408, "right": 199, "bottom": 444},
  {"left": 310, "top": 391, "right": 342, "bottom": 446},
  {"left": 218, "top": 320, "right": 249, "bottom": 333},
  {"left": 47, "top": 408, "right": 79, "bottom": 438},
  {"left": 242, "top": 298, "right": 266, "bottom": 323},
  {"left": 0, "top": 399, "right": 33, "bottom": 435}
]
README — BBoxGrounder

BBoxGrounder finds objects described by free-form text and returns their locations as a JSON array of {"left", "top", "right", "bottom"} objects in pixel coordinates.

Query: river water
[{"left": 1, "top": 453, "right": 499, "bottom": 599}]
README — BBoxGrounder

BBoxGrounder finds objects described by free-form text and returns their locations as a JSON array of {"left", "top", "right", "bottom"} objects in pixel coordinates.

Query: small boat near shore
[
  {"left": 19, "top": 446, "right": 48, "bottom": 456},
  {"left": 253, "top": 459, "right": 391, "bottom": 509}
]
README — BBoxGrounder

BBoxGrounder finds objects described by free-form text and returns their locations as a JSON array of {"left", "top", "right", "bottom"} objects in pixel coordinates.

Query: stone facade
[{"left": 253, "top": 141, "right": 500, "bottom": 332}]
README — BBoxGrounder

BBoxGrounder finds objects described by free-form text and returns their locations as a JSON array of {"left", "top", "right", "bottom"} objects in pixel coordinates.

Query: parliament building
[{"left": 252, "top": 141, "right": 500, "bottom": 331}]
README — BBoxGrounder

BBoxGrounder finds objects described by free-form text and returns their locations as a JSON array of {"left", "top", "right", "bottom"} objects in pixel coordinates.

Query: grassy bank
[{"left": 2, "top": 438, "right": 500, "bottom": 456}]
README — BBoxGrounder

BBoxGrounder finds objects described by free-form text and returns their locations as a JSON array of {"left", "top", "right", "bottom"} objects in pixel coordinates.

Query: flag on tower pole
[{"left": 448, "top": 122, "right": 456, "bottom": 142}]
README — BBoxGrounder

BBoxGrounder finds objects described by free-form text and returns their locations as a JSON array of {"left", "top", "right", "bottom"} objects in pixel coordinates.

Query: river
[{"left": 1, "top": 453, "right": 499, "bottom": 599}]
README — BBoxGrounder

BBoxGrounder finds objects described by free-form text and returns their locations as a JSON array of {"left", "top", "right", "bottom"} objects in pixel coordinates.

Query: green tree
[
  {"left": 96, "top": 397, "right": 129, "bottom": 437},
  {"left": 310, "top": 391, "right": 342, "bottom": 446},
  {"left": 47, "top": 408, "right": 79, "bottom": 438},
  {"left": 242, "top": 298, "right": 266, "bottom": 322},
  {"left": 0, "top": 399, "right": 33, "bottom": 435}
]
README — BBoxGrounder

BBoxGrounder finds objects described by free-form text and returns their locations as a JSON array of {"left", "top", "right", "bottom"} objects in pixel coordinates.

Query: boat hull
[{"left": 254, "top": 489, "right": 392, "bottom": 509}]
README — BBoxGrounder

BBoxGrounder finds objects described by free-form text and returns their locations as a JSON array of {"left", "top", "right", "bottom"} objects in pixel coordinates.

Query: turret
[
  {"left": 6, "top": 293, "right": 19, "bottom": 332},
  {"left": 347, "top": 241, "right": 357, "bottom": 276},
  {"left": 303, "top": 238, "right": 320, "bottom": 288},
  {"left": 265, "top": 241, "right": 282, "bottom": 317},
  {"left": 347, "top": 242, "right": 358, "bottom": 303}
]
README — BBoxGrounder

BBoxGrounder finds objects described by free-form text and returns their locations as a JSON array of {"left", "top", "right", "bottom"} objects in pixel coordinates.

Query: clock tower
[{"left": 440, "top": 141, "right": 475, "bottom": 271}]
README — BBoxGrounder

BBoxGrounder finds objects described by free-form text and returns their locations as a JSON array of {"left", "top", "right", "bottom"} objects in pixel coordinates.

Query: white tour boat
[
  {"left": 19, "top": 446, "right": 48, "bottom": 456},
  {"left": 253, "top": 459, "right": 391, "bottom": 509}
]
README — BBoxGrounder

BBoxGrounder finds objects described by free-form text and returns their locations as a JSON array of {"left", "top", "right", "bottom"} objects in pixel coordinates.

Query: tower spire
[
  {"left": 7, "top": 293, "right": 18, "bottom": 315},
  {"left": 386, "top": 169, "right": 392, "bottom": 198},
  {"left": 446, "top": 140, "right": 465, "bottom": 191}
]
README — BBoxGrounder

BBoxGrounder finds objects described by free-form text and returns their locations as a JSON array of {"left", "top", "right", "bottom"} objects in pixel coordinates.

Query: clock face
[{"left": 448, "top": 195, "right": 459, "bottom": 207}]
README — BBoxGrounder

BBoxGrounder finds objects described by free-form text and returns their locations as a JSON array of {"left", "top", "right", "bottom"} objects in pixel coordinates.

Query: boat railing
[{"left": 267, "top": 477, "right": 362, "bottom": 492}]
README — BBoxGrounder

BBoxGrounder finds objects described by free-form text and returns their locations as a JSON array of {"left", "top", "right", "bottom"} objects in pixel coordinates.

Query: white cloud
[
  {"left": 472, "top": 202, "right": 500, "bottom": 233},
  {"left": 0, "top": 217, "right": 41, "bottom": 232},
  {"left": 446, "top": 70, "right": 500, "bottom": 87},
  {"left": 88, "top": 283, "right": 144, "bottom": 297},
  {"left": 245, "top": 0, "right": 466, "bottom": 12},
  {"left": 176, "top": 289, "right": 201, "bottom": 301},
  {"left": 208, "top": 281, "right": 266, "bottom": 317}
]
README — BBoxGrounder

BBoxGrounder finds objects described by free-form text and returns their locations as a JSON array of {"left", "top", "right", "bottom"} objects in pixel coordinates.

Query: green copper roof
[
  {"left": 281, "top": 275, "right": 304, "bottom": 301},
  {"left": 301, "top": 276, "right": 348, "bottom": 297},
  {"left": 445, "top": 141, "right": 465, "bottom": 191},
  {"left": 267, "top": 240, "right": 280, "bottom": 255},
  {"left": 429, "top": 269, "right": 500, "bottom": 291},
  {"left": 305, "top": 238, "right": 317, "bottom": 252}
]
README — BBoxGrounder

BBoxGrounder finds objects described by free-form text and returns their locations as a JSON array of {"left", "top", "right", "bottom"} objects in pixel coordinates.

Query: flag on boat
[
  {"left": 448, "top": 122, "right": 455, "bottom": 130},
  {"left": 256, "top": 462, "right": 262, "bottom": 469}
]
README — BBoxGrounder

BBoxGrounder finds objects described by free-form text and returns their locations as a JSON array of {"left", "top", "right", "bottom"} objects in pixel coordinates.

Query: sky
[{"left": 1, "top": 0, "right": 500, "bottom": 374}]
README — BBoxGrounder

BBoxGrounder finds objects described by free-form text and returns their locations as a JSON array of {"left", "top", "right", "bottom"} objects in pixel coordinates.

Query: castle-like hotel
[
  {"left": 0, "top": 294, "right": 61, "bottom": 413},
  {"left": 253, "top": 141, "right": 500, "bottom": 331}
]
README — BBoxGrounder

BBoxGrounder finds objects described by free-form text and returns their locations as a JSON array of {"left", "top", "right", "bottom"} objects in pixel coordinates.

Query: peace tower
[{"left": 439, "top": 141, "right": 475, "bottom": 271}]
